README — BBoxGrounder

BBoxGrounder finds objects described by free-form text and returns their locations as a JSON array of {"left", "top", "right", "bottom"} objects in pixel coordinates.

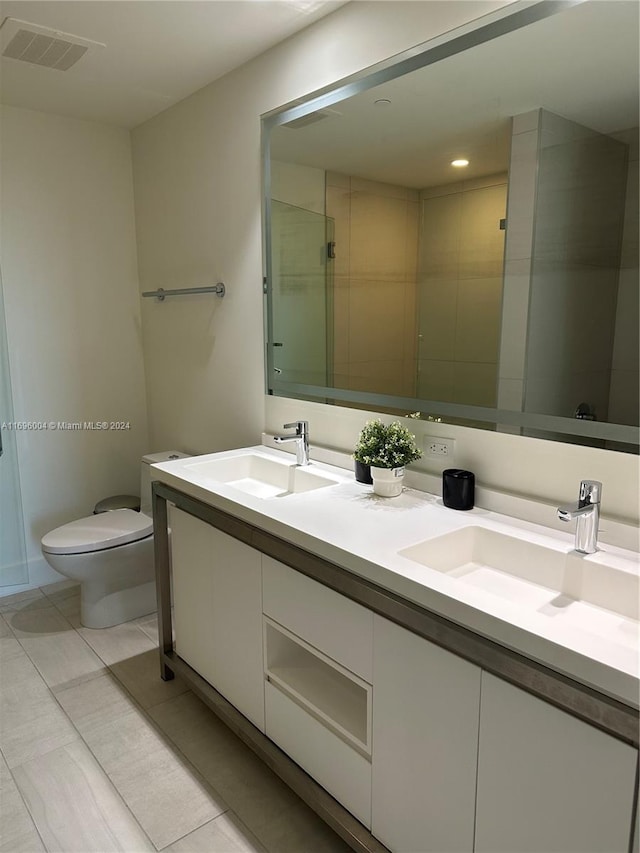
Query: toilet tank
[{"left": 140, "top": 451, "right": 190, "bottom": 516}]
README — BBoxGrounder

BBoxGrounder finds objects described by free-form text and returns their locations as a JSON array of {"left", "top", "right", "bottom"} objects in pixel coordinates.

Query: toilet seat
[{"left": 41, "top": 509, "right": 153, "bottom": 556}]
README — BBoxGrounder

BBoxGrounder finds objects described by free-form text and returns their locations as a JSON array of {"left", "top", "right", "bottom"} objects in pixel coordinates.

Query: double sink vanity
[{"left": 150, "top": 441, "right": 639, "bottom": 853}]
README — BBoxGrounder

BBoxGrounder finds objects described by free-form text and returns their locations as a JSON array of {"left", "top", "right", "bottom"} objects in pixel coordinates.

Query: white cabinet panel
[
  {"left": 371, "top": 615, "right": 481, "bottom": 853},
  {"left": 262, "top": 555, "right": 373, "bottom": 681},
  {"left": 265, "top": 681, "right": 372, "bottom": 827},
  {"left": 475, "top": 672, "right": 637, "bottom": 853},
  {"left": 171, "top": 505, "right": 217, "bottom": 687},
  {"left": 170, "top": 507, "right": 264, "bottom": 731},
  {"left": 209, "top": 525, "right": 264, "bottom": 730}
]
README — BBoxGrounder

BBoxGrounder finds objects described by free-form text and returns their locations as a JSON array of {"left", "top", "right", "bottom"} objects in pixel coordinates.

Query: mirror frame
[{"left": 261, "top": 0, "right": 639, "bottom": 451}]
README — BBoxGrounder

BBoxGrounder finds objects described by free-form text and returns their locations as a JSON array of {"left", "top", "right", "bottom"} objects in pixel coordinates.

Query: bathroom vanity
[{"left": 151, "top": 446, "right": 639, "bottom": 853}]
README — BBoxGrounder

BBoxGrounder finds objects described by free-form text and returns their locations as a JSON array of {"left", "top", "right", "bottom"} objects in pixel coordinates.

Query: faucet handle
[
  {"left": 283, "top": 420, "right": 308, "bottom": 435},
  {"left": 579, "top": 480, "right": 602, "bottom": 505}
]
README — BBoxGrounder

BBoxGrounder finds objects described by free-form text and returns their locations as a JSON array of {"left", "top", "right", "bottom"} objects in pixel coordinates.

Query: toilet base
[{"left": 80, "top": 578, "right": 157, "bottom": 629}]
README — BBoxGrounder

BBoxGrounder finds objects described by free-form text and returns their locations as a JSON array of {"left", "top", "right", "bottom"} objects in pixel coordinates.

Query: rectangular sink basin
[
  {"left": 399, "top": 527, "right": 639, "bottom": 635},
  {"left": 184, "top": 453, "right": 338, "bottom": 499}
]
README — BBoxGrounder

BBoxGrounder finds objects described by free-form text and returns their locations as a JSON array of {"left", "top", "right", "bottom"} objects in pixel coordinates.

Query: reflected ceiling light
[{"left": 451, "top": 159, "right": 470, "bottom": 167}]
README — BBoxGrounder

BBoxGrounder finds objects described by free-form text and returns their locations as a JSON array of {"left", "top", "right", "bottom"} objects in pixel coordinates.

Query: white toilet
[{"left": 41, "top": 451, "right": 188, "bottom": 629}]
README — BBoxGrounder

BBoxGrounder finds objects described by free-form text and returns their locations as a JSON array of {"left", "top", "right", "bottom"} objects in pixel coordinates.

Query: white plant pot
[{"left": 371, "top": 466, "right": 405, "bottom": 497}]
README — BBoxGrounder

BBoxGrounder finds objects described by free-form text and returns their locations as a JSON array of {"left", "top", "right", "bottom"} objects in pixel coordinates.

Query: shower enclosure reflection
[{"left": 264, "top": 0, "right": 639, "bottom": 450}]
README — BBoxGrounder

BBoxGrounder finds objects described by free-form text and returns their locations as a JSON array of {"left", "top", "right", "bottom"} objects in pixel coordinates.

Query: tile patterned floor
[{"left": 0, "top": 582, "right": 350, "bottom": 853}]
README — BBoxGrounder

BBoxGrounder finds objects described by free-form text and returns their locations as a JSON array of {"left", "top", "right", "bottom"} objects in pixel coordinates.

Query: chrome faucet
[
  {"left": 273, "top": 420, "right": 310, "bottom": 466},
  {"left": 557, "top": 480, "right": 602, "bottom": 554}
]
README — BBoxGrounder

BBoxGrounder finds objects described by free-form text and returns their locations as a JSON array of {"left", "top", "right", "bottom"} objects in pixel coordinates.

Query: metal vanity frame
[{"left": 153, "top": 481, "right": 639, "bottom": 853}]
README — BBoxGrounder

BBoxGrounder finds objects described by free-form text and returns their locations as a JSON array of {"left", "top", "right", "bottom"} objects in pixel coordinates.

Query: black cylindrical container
[
  {"left": 442, "top": 469, "right": 475, "bottom": 510},
  {"left": 354, "top": 460, "right": 373, "bottom": 484}
]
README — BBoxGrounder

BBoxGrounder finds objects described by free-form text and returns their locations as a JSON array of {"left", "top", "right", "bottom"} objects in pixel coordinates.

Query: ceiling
[
  {"left": 0, "top": 0, "right": 346, "bottom": 128},
  {"left": 270, "top": 0, "right": 640, "bottom": 188}
]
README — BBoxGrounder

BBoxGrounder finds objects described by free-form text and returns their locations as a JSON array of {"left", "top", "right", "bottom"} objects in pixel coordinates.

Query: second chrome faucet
[
  {"left": 557, "top": 479, "right": 602, "bottom": 554},
  {"left": 274, "top": 420, "right": 310, "bottom": 466}
]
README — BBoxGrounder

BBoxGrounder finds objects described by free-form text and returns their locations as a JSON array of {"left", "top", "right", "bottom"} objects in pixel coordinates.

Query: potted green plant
[{"left": 353, "top": 418, "right": 422, "bottom": 496}]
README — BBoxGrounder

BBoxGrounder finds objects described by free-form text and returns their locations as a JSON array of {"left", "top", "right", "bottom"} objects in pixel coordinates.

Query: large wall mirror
[{"left": 262, "top": 0, "right": 639, "bottom": 452}]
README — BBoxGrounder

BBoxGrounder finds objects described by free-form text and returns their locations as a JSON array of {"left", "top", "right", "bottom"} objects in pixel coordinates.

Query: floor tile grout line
[
  {"left": 2, "top": 599, "right": 159, "bottom": 852},
  {"left": 4, "top": 755, "right": 53, "bottom": 853},
  {"left": 48, "top": 616, "right": 232, "bottom": 850},
  {"left": 14, "top": 659, "right": 160, "bottom": 852},
  {"left": 10, "top": 606, "right": 108, "bottom": 696},
  {"left": 3, "top": 623, "right": 157, "bottom": 851},
  {"left": 3, "top": 591, "right": 232, "bottom": 852}
]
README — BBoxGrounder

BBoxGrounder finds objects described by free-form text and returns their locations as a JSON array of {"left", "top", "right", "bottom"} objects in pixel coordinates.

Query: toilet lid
[{"left": 41, "top": 509, "right": 153, "bottom": 555}]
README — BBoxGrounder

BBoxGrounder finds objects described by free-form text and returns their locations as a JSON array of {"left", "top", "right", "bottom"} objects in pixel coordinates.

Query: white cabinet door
[
  {"left": 371, "top": 615, "right": 482, "bottom": 853},
  {"left": 170, "top": 507, "right": 264, "bottom": 731},
  {"left": 475, "top": 672, "right": 637, "bottom": 853},
  {"left": 209, "top": 525, "right": 264, "bottom": 731},
  {"left": 171, "top": 505, "right": 217, "bottom": 687}
]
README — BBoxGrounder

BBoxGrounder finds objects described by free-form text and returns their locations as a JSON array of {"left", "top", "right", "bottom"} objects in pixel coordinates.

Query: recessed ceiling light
[
  {"left": 451, "top": 159, "right": 470, "bottom": 167},
  {"left": 374, "top": 98, "right": 392, "bottom": 106}
]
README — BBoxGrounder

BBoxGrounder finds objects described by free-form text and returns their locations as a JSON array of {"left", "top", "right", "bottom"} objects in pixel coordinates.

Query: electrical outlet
[{"left": 424, "top": 436, "right": 455, "bottom": 459}]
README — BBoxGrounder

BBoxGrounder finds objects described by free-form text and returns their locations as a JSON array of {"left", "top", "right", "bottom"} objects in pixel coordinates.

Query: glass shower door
[
  {"left": 269, "top": 200, "right": 332, "bottom": 389},
  {"left": 0, "top": 266, "right": 28, "bottom": 587}
]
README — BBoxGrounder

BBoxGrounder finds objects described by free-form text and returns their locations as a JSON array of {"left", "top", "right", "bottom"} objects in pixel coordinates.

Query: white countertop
[{"left": 151, "top": 445, "right": 640, "bottom": 709}]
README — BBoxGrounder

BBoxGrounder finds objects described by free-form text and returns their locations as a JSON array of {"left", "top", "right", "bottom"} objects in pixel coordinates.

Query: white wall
[
  {"left": 132, "top": 0, "right": 512, "bottom": 454},
  {"left": 131, "top": 1, "right": 639, "bottom": 528},
  {"left": 0, "top": 106, "right": 149, "bottom": 587}
]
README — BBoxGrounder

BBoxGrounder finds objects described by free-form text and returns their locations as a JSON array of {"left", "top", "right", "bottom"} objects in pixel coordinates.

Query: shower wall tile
[
  {"left": 503, "top": 125, "right": 539, "bottom": 263},
  {"left": 452, "top": 362, "right": 498, "bottom": 408},
  {"left": 332, "top": 276, "right": 350, "bottom": 365},
  {"left": 350, "top": 176, "right": 418, "bottom": 201},
  {"left": 608, "top": 370, "right": 640, "bottom": 427},
  {"left": 498, "top": 258, "right": 531, "bottom": 381},
  {"left": 459, "top": 185, "right": 507, "bottom": 279},
  {"left": 512, "top": 109, "right": 540, "bottom": 136},
  {"left": 462, "top": 172, "right": 508, "bottom": 193},
  {"left": 416, "top": 360, "right": 455, "bottom": 403},
  {"left": 620, "top": 157, "right": 638, "bottom": 269},
  {"left": 455, "top": 277, "right": 502, "bottom": 364},
  {"left": 497, "top": 378, "right": 524, "bottom": 412},
  {"left": 348, "top": 279, "right": 405, "bottom": 363},
  {"left": 417, "top": 277, "right": 457, "bottom": 361},
  {"left": 326, "top": 185, "right": 351, "bottom": 279},
  {"left": 349, "top": 193, "right": 412, "bottom": 280},
  {"left": 612, "top": 268, "right": 639, "bottom": 371},
  {"left": 419, "top": 193, "right": 461, "bottom": 279},
  {"left": 329, "top": 174, "right": 420, "bottom": 396},
  {"left": 348, "top": 359, "right": 407, "bottom": 396},
  {"left": 332, "top": 364, "right": 350, "bottom": 390},
  {"left": 404, "top": 200, "right": 420, "bottom": 282},
  {"left": 402, "top": 279, "right": 418, "bottom": 367},
  {"left": 326, "top": 171, "right": 349, "bottom": 189}
]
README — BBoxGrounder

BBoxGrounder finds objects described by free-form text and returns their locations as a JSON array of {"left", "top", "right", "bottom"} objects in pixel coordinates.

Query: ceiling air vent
[
  {"left": 0, "top": 18, "right": 105, "bottom": 71},
  {"left": 282, "top": 109, "right": 340, "bottom": 130}
]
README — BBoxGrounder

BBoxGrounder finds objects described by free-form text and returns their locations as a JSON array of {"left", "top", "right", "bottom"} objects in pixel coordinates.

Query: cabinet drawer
[
  {"left": 265, "top": 680, "right": 372, "bottom": 827},
  {"left": 262, "top": 556, "right": 373, "bottom": 682}
]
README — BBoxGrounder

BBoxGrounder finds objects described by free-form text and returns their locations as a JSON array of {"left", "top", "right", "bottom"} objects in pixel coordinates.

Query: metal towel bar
[{"left": 142, "top": 283, "right": 225, "bottom": 301}]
